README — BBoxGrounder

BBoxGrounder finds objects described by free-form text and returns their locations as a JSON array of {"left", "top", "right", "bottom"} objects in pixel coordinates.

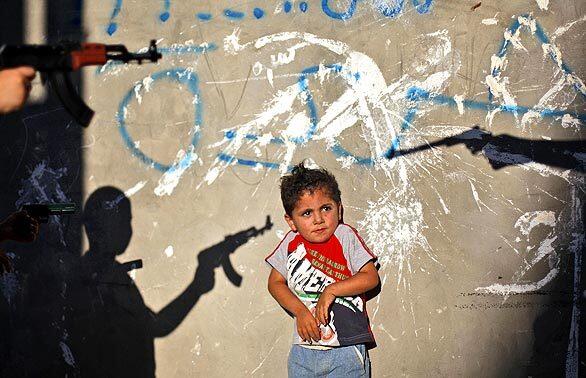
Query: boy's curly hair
[{"left": 280, "top": 162, "right": 341, "bottom": 216}]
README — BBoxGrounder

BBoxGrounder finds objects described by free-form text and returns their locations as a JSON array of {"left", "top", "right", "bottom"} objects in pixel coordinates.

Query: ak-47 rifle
[{"left": 0, "top": 40, "right": 162, "bottom": 126}]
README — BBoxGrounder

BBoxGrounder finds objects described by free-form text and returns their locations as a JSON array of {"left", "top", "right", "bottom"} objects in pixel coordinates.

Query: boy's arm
[
  {"left": 267, "top": 268, "right": 321, "bottom": 343},
  {"left": 315, "top": 261, "right": 379, "bottom": 325}
]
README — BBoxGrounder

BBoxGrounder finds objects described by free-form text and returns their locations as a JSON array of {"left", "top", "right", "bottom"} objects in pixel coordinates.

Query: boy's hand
[
  {"left": 296, "top": 307, "right": 321, "bottom": 343},
  {"left": 315, "top": 287, "right": 336, "bottom": 325}
]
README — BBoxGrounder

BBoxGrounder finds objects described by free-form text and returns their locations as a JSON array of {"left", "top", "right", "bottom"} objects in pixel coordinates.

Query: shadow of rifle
[
  {"left": 394, "top": 126, "right": 585, "bottom": 172},
  {"left": 195, "top": 215, "right": 274, "bottom": 289}
]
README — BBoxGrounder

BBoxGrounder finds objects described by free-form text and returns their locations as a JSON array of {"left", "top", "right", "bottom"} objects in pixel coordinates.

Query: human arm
[
  {"left": 267, "top": 268, "right": 321, "bottom": 343},
  {"left": 314, "top": 261, "right": 379, "bottom": 325},
  {"left": 0, "top": 67, "right": 36, "bottom": 114}
]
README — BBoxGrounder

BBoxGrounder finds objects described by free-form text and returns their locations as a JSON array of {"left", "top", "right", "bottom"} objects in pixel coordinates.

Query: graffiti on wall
[
  {"left": 6, "top": 1, "right": 581, "bottom": 375},
  {"left": 106, "top": 0, "right": 435, "bottom": 35}
]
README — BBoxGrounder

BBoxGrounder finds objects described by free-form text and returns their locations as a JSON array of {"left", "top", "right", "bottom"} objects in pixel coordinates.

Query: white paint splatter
[
  {"left": 562, "top": 114, "right": 582, "bottom": 129},
  {"left": 520, "top": 110, "right": 542, "bottom": 128},
  {"left": 191, "top": 335, "right": 202, "bottom": 357},
  {"left": 514, "top": 211, "right": 556, "bottom": 235},
  {"left": 105, "top": 180, "right": 148, "bottom": 209},
  {"left": 283, "top": 112, "right": 312, "bottom": 140},
  {"left": 203, "top": 166, "right": 222, "bottom": 186},
  {"left": 164, "top": 245, "right": 174, "bottom": 258},
  {"left": 266, "top": 68, "right": 274, "bottom": 87},
  {"left": 453, "top": 94, "right": 464, "bottom": 115},
  {"left": 125, "top": 180, "right": 148, "bottom": 197},
  {"left": 358, "top": 189, "right": 430, "bottom": 287},
  {"left": 252, "top": 61, "right": 263, "bottom": 76},
  {"left": 468, "top": 180, "right": 482, "bottom": 212},
  {"left": 485, "top": 75, "right": 517, "bottom": 107},
  {"left": 535, "top": 0, "right": 549, "bottom": 10},
  {"left": 481, "top": 18, "right": 498, "bottom": 25},
  {"left": 154, "top": 148, "right": 198, "bottom": 196},
  {"left": 413, "top": 30, "right": 452, "bottom": 74},
  {"left": 476, "top": 210, "right": 559, "bottom": 296},
  {"left": 270, "top": 42, "right": 310, "bottom": 67},
  {"left": 552, "top": 15, "right": 586, "bottom": 39}
]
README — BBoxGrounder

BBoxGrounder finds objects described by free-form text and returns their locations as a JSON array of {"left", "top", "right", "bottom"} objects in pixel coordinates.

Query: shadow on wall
[
  {"left": 394, "top": 125, "right": 585, "bottom": 172},
  {"left": 397, "top": 125, "right": 585, "bottom": 375},
  {"left": 0, "top": 1, "right": 85, "bottom": 376},
  {"left": 63, "top": 186, "right": 271, "bottom": 377}
]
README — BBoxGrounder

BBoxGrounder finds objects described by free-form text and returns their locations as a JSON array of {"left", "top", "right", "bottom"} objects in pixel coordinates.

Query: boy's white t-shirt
[{"left": 266, "top": 223, "right": 377, "bottom": 347}]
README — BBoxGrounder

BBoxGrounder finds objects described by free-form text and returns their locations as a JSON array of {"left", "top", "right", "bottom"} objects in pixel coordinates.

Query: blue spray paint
[
  {"left": 217, "top": 153, "right": 282, "bottom": 170},
  {"left": 299, "top": 2, "right": 309, "bottom": 12},
  {"left": 321, "top": 0, "right": 357, "bottom": 20},
  {"left": 376, "top": 0, "right": 405, "bottom": 18},
  {"left": 107, "top": 0, "right": 123, "bottom": 35},
  {"left": 197, "top": 12, "right": 212, "bottom": 21},
  {"left": 253, "top": 8, "right": 265, "bottom": 19},
  {"left": 117, "top": 69, "right": 202, "bottom": 172},
  {"left": 284, "top": 1, "right": 293, "bottom": 13},
  {"left": 408, "top": 87, "right": 586, "bottom": 122},
  {"left": 321, "top": 0, "right": 433, "bottom": 20},
  {"left": 159, "top": 0, "right": 171, "bottom": 22},
  {"left": 224, "top": 9, "right": 245, "bottom": 20},
  {"left": 412, "top": 0, "right": 433, "bottom": 14}
]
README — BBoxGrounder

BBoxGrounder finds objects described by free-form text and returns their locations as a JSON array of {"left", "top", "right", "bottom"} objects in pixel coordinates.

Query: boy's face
[{"left": 285, "top": 187, "right": 341, "bottom": 243}]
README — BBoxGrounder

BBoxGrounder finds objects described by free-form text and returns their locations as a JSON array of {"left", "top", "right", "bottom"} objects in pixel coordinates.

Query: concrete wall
[{"left": 1, "top": 0, "right": 584, "bottom": 376}]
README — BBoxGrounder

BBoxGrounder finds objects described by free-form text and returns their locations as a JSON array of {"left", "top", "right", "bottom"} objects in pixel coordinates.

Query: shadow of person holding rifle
[
  {"left": 394, "top": 126, "right": 584, "bottom": 375},
  {"left": 391, "top": 125, "right": 585, "bottom": 172},
  {"left": 66, "top": 186, "right": 272, "bottom": 377}
]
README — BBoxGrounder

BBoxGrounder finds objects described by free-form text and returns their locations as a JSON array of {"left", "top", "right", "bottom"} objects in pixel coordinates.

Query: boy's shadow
[{"left": 67, "top": 186, "right": 272, "bottom": 377}]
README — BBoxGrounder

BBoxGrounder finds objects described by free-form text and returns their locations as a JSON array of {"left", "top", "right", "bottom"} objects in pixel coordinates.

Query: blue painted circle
[
  {"left": 299, "top": 2, "right": 308, "bottom": 12},
  {"left": 117, "top": 69, "right": 202, "bottom": 172},
  {"left": 159, "top": 12, "right": 170, "bottom": 22}
]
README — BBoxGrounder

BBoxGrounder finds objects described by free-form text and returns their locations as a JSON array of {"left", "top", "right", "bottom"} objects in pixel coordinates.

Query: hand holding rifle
[
  {"left": 0, "top": 66, "right": 37, "bottom": 114},
  {"left": 0, "top": 40, "right": 162, "bottom": 124}
]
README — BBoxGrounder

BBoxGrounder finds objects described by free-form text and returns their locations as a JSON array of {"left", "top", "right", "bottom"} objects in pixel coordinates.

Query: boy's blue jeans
[{"left": 288, "top": 344, "right": 370, "bottom": 377}]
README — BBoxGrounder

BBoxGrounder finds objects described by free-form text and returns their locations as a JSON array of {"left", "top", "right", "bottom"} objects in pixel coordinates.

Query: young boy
[{"left": 266, "top": 162, "right": 379, "bottom": 377}]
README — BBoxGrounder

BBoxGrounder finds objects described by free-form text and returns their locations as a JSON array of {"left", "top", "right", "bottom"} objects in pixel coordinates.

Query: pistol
[
  {"left": 0, "top": 40, "right": 162, "bottom": 127},
  {"left": 21, "top": 203, "right": 76, "bottom": 223}
]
